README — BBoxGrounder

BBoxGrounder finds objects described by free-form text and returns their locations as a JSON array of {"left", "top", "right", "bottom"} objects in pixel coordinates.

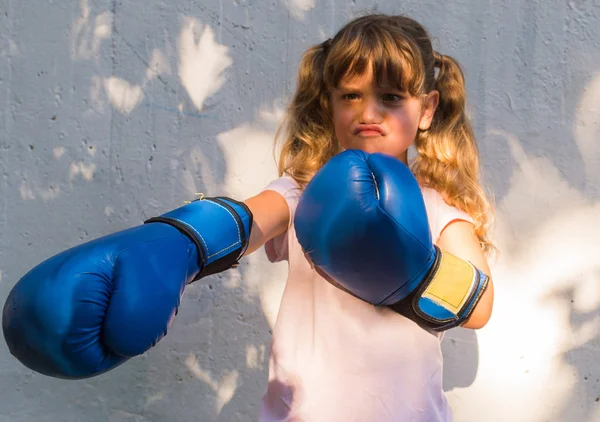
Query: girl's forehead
[
  {"left": 336, "top": 67, "right": 401, "bottom": 89},
  {"left": 327, "top": 49, "right": 423, "bottom": 94},
  {"left": 338, "top": 67, "right": 374, "bottom": 86}
]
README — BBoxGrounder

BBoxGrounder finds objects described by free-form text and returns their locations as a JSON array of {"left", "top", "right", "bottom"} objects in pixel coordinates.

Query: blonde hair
[{"left": 275, "top": 14, "right": 495, "bottom": 254}]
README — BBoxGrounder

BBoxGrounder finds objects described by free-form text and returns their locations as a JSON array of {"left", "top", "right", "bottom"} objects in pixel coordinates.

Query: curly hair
[{"left": 275, "top": 14, "right": 495, "bottom": 254}]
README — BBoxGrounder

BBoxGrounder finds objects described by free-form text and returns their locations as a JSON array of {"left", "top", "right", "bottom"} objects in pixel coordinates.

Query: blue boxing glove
[
  {"left": 294, "top": 150, "right": 489, "bottom": 331},
  {"left": 2, "top": 195, "right": 252, "bottom": 379}
]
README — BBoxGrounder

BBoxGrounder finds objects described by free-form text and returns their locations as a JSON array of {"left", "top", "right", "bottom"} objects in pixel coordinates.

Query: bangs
[{"left": 324, "top": 27, "right": 426, "bottom": 95}]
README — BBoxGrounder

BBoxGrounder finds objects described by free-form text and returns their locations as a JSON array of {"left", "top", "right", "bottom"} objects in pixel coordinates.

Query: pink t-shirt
[{"left": 259, "top": 175, "right": 473, "bottom": 422}]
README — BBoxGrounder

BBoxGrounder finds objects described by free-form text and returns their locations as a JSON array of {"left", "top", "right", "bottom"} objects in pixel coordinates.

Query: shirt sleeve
[
  {"left": 421, "top": 187, "right": 474, "bottom": 243},
  {"left": 261, "top": 175, "right": 302, "bottom": 263}
]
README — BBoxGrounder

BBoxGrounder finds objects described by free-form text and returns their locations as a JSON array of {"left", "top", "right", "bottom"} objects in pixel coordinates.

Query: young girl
[
  {"left": 0, "top": 12, "right": 494, "bottom": 419},
  {"left": 242, "top": 13, "right": 496, "bottom": 422}
]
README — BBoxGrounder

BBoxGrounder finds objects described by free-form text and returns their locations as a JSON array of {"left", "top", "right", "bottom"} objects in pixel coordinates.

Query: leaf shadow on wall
[
  {"left": 442, "top": 66, "right": 600, "bottom": 419},
  {"left": 0, "top": 1, "right": 293, "bottom": 421}
]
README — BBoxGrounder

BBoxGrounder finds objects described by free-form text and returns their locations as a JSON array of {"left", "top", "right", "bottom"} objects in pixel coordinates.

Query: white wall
[{"left": 1, "top": 0, "right": 599, "bottom": 421}]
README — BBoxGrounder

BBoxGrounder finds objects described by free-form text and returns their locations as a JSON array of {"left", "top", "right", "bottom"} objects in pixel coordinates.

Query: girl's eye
[
  {"left": 342, "top": 93, "right": 360, "bottom": 101},
  {"left": 383, "top": 94, "right": 403, "bottom": 102}
]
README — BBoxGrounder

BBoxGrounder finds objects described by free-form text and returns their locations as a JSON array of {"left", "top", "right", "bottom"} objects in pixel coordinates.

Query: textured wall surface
[{"left": 1, "top": 0, "right": 599, "bottom": 421}]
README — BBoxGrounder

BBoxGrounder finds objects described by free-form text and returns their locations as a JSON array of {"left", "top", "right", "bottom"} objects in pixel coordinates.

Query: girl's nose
[{"left": 359, "top": 97, "right": 383, "bottom": 124}]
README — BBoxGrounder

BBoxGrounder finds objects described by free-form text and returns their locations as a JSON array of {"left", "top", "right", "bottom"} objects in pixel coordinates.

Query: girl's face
[{"left": 330, "top": 66, "right": 439, "bottom": 164}]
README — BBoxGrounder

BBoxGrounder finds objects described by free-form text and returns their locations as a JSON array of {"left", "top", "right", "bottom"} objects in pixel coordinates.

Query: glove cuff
[
  {"left": 145, "top": 196, "right": 253, "bottom": 282},
  {"left": 391, "top": 245, "right": 490, "bottom": 332}
]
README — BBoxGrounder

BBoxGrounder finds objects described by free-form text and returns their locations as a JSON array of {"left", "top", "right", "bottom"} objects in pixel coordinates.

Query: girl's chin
[{"left": 341, "top": 144, "right": 407, "bottom": 160}]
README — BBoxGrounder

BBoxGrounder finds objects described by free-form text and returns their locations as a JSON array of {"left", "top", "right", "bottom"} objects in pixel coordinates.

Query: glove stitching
[
  {"left": 205, "top": 200, "right": 242, "bottom": 259},
  {"left": 207, "top": 240, "right": 242, "bottom": 258},
  {"left": 176, "top": 220, "right": 210, "bottom": 255},
  {"left": 172, "top": 200, "right": 242, "bottom": 259}
]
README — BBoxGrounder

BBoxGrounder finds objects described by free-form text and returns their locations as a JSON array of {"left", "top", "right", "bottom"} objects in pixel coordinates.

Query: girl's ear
[{"left": 418, "top": 90, "right": 439, "bottom": 131}]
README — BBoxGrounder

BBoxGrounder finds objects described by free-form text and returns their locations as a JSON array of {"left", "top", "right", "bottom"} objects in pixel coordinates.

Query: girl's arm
[
  {"left": 436, "top": 220, "right": 495, "bottom": 329},
  {"left": 242, "top": 190, "right": 291, "bottom": 256}
]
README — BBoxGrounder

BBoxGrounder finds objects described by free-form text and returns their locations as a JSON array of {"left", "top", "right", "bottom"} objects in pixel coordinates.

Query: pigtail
[
  {"left": 412, "top": 52, "right": 496, "bottom": 255},
  {"left": 275, "top": 15, "right": 495, "bottom": 254},
  {"left": 275, "top": 40, "right": 339, "bottom": 186}
]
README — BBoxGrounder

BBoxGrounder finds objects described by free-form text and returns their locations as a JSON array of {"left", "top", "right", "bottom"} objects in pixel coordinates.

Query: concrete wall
[{"left": 1, "top": 0, "right": 599, "bottom": 421}]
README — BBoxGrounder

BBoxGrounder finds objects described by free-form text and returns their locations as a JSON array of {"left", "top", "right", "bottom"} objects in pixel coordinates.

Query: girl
[{"left": 243, "top": 14, "right": 495, "bottom": 421}]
